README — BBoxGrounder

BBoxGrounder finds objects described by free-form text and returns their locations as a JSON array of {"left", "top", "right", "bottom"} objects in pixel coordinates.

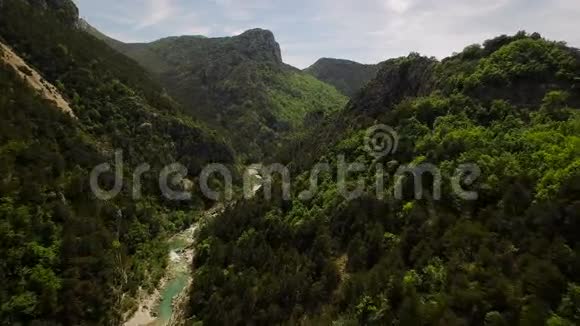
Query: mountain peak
[
  {"left": 239, "top": 28, "right": 275, "bottom": 37},
  {"left": 237, "top": 28, "right": 282, "bottom": 64},
  {"left": 310, "top": 57, "right": 364, "bottom": 66}
]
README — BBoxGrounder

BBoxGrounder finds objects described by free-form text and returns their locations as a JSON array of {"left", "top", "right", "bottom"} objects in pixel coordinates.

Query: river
[
  {"left": 124, "top": 167, "right": 262, "bottom": 325},
  {"left": 123, "top": 223, "right": 198, "bottom": 326}
]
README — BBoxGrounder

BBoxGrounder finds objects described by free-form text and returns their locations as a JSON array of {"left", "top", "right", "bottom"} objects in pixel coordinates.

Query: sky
[{"left": 74, "top": 0, "right": 580, "bottom": 68}]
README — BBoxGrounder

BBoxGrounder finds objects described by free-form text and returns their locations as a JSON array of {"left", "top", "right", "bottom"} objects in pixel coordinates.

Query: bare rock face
[
  {"left": 237, "top": 28, "right": 283, "bottom": 64},
  {"left": 0, "top": 41, "right": 77, "bottom": 118},
  {"left": 346, "top": 54, "right": 436, "bottom": 119}
]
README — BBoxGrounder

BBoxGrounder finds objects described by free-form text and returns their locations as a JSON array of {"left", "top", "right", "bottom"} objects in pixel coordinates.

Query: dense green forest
[
  {"left": 0, "top": 0, "right": 234, "bottom": 324},
  {"left": 186, "top": 33, "right": 580, "bottom": 325},
  {"left": 1, "top": 0, "right": 580, "bottom": 325}
]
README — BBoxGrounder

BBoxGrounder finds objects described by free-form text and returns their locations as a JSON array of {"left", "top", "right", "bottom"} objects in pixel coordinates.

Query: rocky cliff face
[
  {"left": 278, "top": 54, "right": 437, "bottom": 171},
  {"left": 145, "top": 28, "right": 284, "bottom": 69},
  {"left": 345, "top": 54, "right": 435, "bottom": 119},
  {"left": 236, "top": 28, "right": 283, "bottom": 64},
  {"left": 0, "top": 41, "right": 76, "bottom": 117}
]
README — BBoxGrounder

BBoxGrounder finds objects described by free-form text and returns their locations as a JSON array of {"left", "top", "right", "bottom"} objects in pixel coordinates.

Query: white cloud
[
  {"left": 228, "top": 28, "right": 248, "bottom": 36},
  {"left": 295, "top": 0, "right": 580, "bottom": 67},
  {"left": 183, "top": 25, "right": 212, "bottom": 36},
  {"left": 75, "top": 0, "right": 580, "bottom": 68},
  {"left": 135, "top": 0, "right": 177, "bottom": 30},
  {"left": 385, "top": 0, "right": 413, "bottom": 14},
  {"left": 212, "top": 0, "right": 275, "bottom": 21}
]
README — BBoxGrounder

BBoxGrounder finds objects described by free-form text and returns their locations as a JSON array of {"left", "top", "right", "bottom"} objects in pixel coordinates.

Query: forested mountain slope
[
  {"left": 85, "top": 24, "right": 348, "bottom": 161},
  {"left": 187, "top": 32, "right": 580, "bottom": 325},
  {"left": 304, "top": 57, "right": 381, "bottom": 97},
  {"left": 3, "top": 0, "right": 580, "bottom": 324},
  {"left": 0, "top": 0, "right": 234, "bottom": 324}
]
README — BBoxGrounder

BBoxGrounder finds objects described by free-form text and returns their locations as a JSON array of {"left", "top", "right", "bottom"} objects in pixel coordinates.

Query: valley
[
  {"left": 124, "top": 222, "right": 197, "bottom": 326},
  {"left": 1, "top": 1, "right": 580, "bottom": 325},
  {"left": 125, "top": 167, "right": 263, "bottom": 326},
  {"left": 83, "top": 23, "right": 348, "bottom": 162}
]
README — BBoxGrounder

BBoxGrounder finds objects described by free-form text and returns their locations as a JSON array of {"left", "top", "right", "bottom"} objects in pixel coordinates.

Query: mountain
[
  {"left": 3, "top": 0, "right": 580, "bottom": 325},
  {"left": 187, "top": 32, "right": 580, "bottom": 325},
  {"left": 304, "top": 57, "right": 381, "bottom": 97},
  {"left": 20, "top": 0, "right": 79, "bottom": 25},
  {"left": 84, "top": 24, "right": 348, "bottom": 161},
  {"left": 0, "top": 1, "right": 234, "bottom": 324}
]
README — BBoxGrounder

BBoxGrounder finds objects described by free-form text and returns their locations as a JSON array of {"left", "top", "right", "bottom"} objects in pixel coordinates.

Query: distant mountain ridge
[
  {"left": 304, "top": 57, "right": 381, "bottom": 97},
  {"left": 82, "top": 22, "right": 347, "bottom": 161}
]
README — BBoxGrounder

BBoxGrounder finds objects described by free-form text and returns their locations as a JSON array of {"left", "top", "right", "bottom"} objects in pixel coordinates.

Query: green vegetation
[
  {"left": 304, "top": 58, "right": 381, "bottom": 97},
  {"left": 268, "top": 71, "right": 347, "bottom": 125},
  {"left": 2, "top": 1, "right": 580, "bottom": 324},
  {"left": 0, "top": 1, "right": 233, "bottom": 324},
  {"left": 89, "top": 27, "right": 348, "bottom": 162},
  {"left": 187, "top": 32, "right": 580, "bottom": 325}
]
